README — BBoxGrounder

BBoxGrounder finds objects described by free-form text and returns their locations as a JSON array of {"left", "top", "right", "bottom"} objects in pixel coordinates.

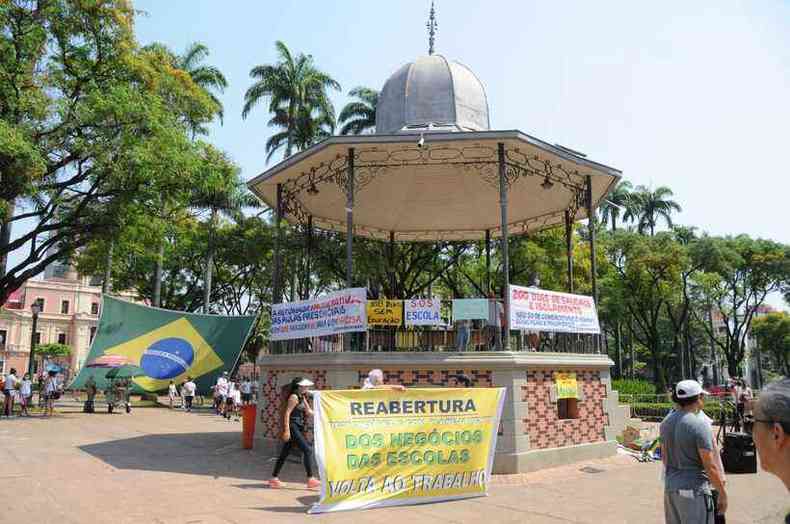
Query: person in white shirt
[
  {"left": 19, "top": 373, "right": 33, "bottom": 417},
  {"left": 182, "top": 377, "right": 197, "bottom": 412},
  {"left": 168, "top": 380, "right": 179, "bottom": 409},
  {"left": 2, "top": 368, "right": 19, "bottom": 417},
  {"left": 240, "top": 378, "right": 253, "bottom": 405},
  {"left": 231, "top": 386, "right": 242, "bottom": 421},
  {"left": 215, "top": 372, "right": 229, "bottom": 416},
  {"left": 43, "top": 371, "right": 60, "bottom": 417},
  {"left": 224, "top": 380, "right": 238, "bottom": 420}
]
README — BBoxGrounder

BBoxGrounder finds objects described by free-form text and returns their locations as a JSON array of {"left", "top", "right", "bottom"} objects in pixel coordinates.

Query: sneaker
[
  {"left": 267, "top": 478, "right": 283, "bottom": 489},
  {"left": 306, "top": 478, "right": 320, "bottom": 489}
]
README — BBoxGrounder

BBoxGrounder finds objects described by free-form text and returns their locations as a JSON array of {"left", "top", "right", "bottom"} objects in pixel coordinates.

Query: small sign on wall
[{"left": 555, "top": 372, "right": 579, "bottom": 399}]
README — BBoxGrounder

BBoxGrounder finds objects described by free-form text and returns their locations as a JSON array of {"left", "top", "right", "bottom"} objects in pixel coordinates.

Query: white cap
[
  {"left": 675, "top": 380, "right": 708, "bottom": 399},
  {"left": 297, "top": 378, "right": 314, "bottom": 387}
]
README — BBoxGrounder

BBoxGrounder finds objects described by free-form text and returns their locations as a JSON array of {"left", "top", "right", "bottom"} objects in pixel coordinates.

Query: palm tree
[
  {"left": 242, "top": 41, "right": 340, "bottom": 160},
  {"left": 177, "top": 42, "right": 228, "bottom": 135},
  {"left": 599, "top": 180, "right": 632, "bottom": 232},
  {"left": 190, "top": 147, "right": 260, "bottom": 313},
  {"left": 624, "top": 185, "right": 682, "bottom": 236},
  {"left": 338, "top": 87, "right": 378, "bottom": 135}
]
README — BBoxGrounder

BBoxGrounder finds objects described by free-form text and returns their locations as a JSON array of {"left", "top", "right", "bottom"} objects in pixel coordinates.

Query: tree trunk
[
  {"left": 615, "top": 322, "right": 623, "bottom": 379},
  {"left": 0, "top": 199, "right": 15, "bottom": 278},
  {"left": 101, "top": 240, "right": 114, "bottom": 295},
  {"left": 153, "top": 241, "right": 164, "bottom": 307},
  {"left": 203, "top": 209, "right": 217, "bottom": 314}
]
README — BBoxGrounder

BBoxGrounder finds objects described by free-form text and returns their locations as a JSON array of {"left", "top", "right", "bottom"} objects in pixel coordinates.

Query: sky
[{"left": 8, "top": 0, "right": 790, "bottom": 305}]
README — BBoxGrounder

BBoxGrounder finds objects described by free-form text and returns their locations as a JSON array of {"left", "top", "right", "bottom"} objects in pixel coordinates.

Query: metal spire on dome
[{"left": 426, "top": 1, "right": 437, "bottom": 55}]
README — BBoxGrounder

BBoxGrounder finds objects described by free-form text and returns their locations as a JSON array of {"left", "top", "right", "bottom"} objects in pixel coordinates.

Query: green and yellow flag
[{"left": 69, "top": 296, "right": 256, "bottom": 394}]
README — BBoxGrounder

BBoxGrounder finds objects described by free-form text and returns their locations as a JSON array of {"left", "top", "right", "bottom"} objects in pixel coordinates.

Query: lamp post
[{"left": 27, "top": 303, "right": 40, "bottom": 378}]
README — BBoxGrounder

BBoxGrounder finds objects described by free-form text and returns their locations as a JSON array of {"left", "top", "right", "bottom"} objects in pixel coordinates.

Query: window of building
[
  {"left": 0, "top": 329, "right": 6, "bottom": 348},
  {"left": 90, "top": 327, "right": 97, "bottom": 343},
  {"left": 558, "top": 398, "right": 579, "bottom": 420},
  {"left": 0, "top": 359, "right": 4, "bottom": 374},
  {"left": 33, "top": 332, "right": 42, "bottom": 346},
  {"left": 61, "top": 300, "right": 70, "bottom": 314},
  {"left": 33, "top": 298, "right": 45, "bottom": 312},
  {"left": 57, "top": 333, "right": 67, "bottom": 345},
  {"left": 91, "top": 302, "right": 99, "bottom": 315}
]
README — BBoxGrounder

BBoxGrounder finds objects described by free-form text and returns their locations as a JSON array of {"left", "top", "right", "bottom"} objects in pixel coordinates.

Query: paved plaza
[{"left": 0, "top": 403, "right": 786, "bottom": 524}]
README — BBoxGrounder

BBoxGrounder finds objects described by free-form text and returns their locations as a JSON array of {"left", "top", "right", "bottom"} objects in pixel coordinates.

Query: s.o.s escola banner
[{"left": 309, "top": 387, "right": 505, "bottom": 513}]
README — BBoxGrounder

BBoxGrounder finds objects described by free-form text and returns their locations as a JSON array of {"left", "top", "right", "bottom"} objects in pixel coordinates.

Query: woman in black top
[{"left": 267, "top": 377, "right": 319, "bottom": 489}]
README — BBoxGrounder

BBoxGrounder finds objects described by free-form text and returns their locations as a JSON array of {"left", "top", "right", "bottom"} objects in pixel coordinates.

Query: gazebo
[{"left": 248, "top": 20, "right": 631, "bottom": 473}]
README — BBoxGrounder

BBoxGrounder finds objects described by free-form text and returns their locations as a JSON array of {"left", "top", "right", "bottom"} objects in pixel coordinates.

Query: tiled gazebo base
[{"left": 255, "top": 352, "right": 630, "bottom": 474}]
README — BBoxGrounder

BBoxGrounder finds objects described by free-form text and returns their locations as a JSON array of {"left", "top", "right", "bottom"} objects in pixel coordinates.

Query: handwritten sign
[
  {"left": 367, "top": 299, "right": 403, "bottom": 326},
  {"left": 271, "top": 288, "right": 367, "bottom": 341},
  {"left": 509, "top": 285, "right": 600, "bottom": 334},
  {"left": 404, "top": 298, "right": 442, "bottom": 326},
  {"left": 555, "top": 372, "right": 578, "bottom": 399}
]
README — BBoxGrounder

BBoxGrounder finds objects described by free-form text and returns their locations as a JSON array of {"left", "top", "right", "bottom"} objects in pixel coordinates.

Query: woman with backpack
[{"left": 266, "top": 377, "right": 319, "bottom": 490}]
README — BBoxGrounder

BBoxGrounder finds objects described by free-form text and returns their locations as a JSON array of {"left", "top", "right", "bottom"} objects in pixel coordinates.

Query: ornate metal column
[
  {"left": 485, "top": 229, "right": 491, "bottom": 294},
  {"left": 304, "top": 215, "right": 313, "bottom": 299},
  {"left": 498, "top": 143, "right": 510, "bottom": 351},
  {"left": 388, "top": 231, "right": 395, "bottom": 294},
  {"left": 272, "top": 183, "right": 284, "bottom": 305},
  {"left": 585, "top": 175, "right": 600, "bottom": 353},
  {"left": 346, "top": 148, "right": 355, "bottom": 288},
  {"left": 564, "top": 209, "right": 574, "bottom": 294}
]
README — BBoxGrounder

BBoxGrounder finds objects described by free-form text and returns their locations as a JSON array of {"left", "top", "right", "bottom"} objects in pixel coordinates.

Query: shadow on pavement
[
  {"left": 255, "top": 495, "right": 319, "bottom": 513},
  {"left": 78, "top": 431, "right": 311, "bottom": 482}
]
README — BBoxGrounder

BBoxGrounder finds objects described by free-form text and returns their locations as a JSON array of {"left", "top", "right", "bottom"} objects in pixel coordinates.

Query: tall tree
[
  {"left": 692, "top": 235, "right": 790, "bottom": 377},
  {"left": 599, "top": 180, "right": 632, "bottom": 232},
  {"left": 625, "top": 185, "right": 682, "bottom": 236},
  {"left": 242, "top": 41, "right": 340, "bottom": 160},
  {"left": 751, "top": 312, "right": 790, "bottom": 376},
  {"left": 189, "top": 145, "right": 259, "bottom": 313},
  {"left": 0, "top": 1, "right": 216, "bottom": 306},
  {"left": 338, "top": 87, "right": 378, "bottom": 135},
  {"left": 176, "top": 42, "right": 228, "bottom": 134}
]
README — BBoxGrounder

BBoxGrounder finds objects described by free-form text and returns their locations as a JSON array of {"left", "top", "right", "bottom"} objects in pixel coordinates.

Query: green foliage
[
  {"left": 628, "top": 401, "right": 735, "bottom": 422},
  {"left": 612, "top": 379, "right": 656, "bottom": 395},
  {"left": 35, "top": 343, "right": 71, "bottom": 357},
  {"left": 0, "top": 0, "right": 221, "bottom": 305},
  {"left": 752, "top": 312, "right": 790, "bottom": 376},
  {"left": 338, "top": 87, "right": 378, "bottom": 135},
  {"left": 243, "top": 40, "right": 341, "bottom": 161}
]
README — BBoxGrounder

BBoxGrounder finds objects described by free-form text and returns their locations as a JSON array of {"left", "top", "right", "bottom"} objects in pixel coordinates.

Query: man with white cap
[{"left": 660, "top": 379, "right": 727, "bottom": 523}]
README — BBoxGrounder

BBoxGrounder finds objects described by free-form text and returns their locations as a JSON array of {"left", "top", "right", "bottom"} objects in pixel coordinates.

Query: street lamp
[{"left": 28, "top": 302, "right": 40, "bottom": 378}]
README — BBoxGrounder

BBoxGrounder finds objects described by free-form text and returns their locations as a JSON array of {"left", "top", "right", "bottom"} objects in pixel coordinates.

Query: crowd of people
[
  {"left": 163, "top": 371, "right": 258, "bottom": 420},
  {"left": 1, "top": 368, "right": 63, "bottom": 418}
]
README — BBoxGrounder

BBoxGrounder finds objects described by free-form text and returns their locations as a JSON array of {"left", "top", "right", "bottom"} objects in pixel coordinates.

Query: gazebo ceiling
[{"left": 247, "top": 130, "right": 621, "bottom": 242}]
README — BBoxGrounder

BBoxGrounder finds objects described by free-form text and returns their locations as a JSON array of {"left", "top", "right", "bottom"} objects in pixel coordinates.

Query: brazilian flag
[{"left": 69, "top": 296, "right": 257, "bottom": 395}]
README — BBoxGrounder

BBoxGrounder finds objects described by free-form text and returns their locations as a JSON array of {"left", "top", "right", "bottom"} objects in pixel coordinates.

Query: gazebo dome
[{"left": 375, "top": 54, "right": 490, "bottom": 134}]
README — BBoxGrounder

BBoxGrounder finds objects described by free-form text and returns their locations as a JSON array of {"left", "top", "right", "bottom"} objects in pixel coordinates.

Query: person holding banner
[
  {"left": 267, "top": 377, "right": 320, "bottom": 490},
  {"left": 362, "top": 369, "right": 406, "bottom": 391}
]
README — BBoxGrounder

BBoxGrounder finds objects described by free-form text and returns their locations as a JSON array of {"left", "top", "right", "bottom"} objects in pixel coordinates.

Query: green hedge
[
  {"left": 630, "top": 401, "right": 735, "bottom": 421},
  {"left": 612, "top": 379, "right": 657, "bottom": 395}
]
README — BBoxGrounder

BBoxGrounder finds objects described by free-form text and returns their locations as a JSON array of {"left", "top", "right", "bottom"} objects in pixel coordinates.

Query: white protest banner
[
  {"left": 404, "top": 298, "right": 442, "bottom": 326},
  {"left": 452, "top": 299, "right": 489, "bottom": 322},
  {"left": 271, "top": 288, "right": 367, "bottom": 341},
  {"left": 509, "top": 285, "right": 600, "bottom": 334}
]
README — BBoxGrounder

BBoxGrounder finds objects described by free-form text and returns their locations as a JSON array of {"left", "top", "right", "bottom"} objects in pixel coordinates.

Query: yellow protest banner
[
  {"left": 555, "top": 372, "right": 578, "bottom": 399},
  {"left": 309, "top": 387, "right": 505, "bottom": 513},
  {"left": 366, "top": 299, "right": 403, "bottom": 326}
]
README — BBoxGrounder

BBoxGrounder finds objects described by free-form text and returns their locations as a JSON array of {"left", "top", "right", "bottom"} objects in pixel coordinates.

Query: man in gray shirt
[{"left": 660, "top": 380, "right": 727, "bottom": 523}]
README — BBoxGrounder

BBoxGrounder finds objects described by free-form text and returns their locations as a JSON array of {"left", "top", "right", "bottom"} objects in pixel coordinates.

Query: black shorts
[
  {"left": 225, "top": 398, "right": 234, "bottom": 406},
  {"left": 241, "top": 393, "right": 251, "bottom": 402}
]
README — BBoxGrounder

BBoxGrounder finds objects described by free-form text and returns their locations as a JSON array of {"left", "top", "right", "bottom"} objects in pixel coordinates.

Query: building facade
[{"left": 0, "top": 268, "right": 139, "bottom": 377}]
